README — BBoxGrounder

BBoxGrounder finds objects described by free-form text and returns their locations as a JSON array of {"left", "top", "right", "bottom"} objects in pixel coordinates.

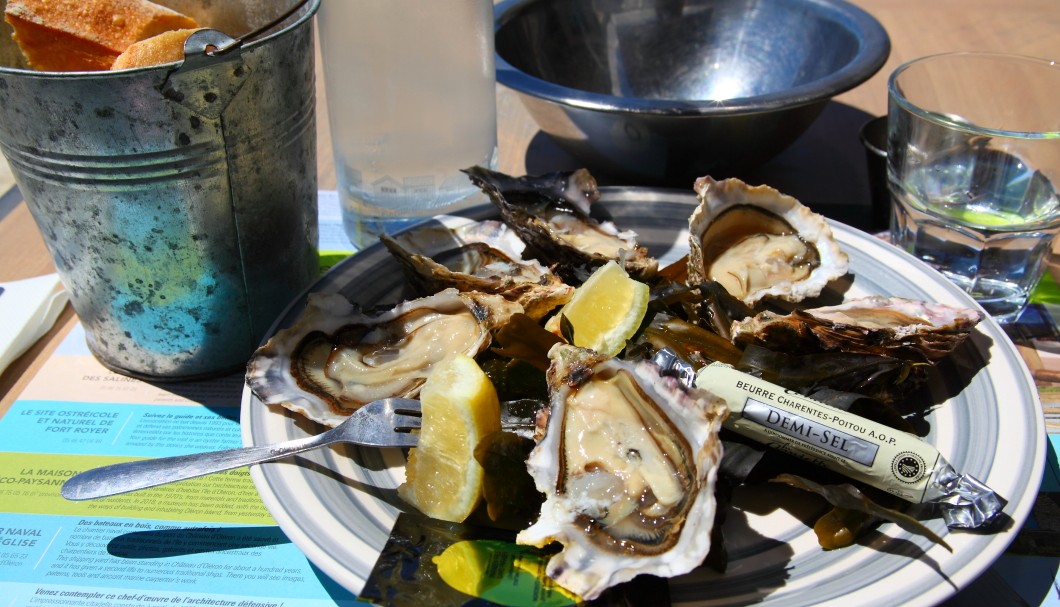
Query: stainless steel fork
[{"left": 60, "top": 397, "right": 423, "bottom": 501}]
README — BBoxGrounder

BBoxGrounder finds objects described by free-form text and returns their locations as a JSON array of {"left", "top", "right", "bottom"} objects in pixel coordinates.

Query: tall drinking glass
[
  {"left": 888, "top": 52, "right": 1060, "bottom": 323},
  {"left": 317, "top": 0, "right": 499, "bottom": 250}
]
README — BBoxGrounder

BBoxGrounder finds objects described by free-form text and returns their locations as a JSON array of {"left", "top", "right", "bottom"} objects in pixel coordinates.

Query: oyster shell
[
  {"left": 245, "top": 288, "right": 521, "bottom": 427},
  {"left": 380, "top": 218, "right": 573, "bottom": 320},
  {"left": 688, "top": 176, "right": 849, "bottom": 306},
  {"left": 517, "top": 344, "right": 728, "bottom": 600},
  {"left": 464, "top": 166, "right": 658, "bottom": 284},
  {"left": 730, "top": 295, "right": 984, "bottom": 363}
]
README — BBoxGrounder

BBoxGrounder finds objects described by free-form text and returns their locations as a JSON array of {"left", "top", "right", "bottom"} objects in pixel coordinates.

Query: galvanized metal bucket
[{"left": 0, "top": 0, "right": 320, "bottom": 380}]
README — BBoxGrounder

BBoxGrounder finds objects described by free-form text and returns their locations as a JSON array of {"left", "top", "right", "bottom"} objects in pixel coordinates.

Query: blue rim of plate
[{"left": 241, "top": 186, "right": 1045, "bottom": 607}]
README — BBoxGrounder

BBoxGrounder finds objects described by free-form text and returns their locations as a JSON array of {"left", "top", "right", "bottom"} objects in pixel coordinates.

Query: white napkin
[{"left": 0, "top": 273, "right": 70, "bottom": 376}]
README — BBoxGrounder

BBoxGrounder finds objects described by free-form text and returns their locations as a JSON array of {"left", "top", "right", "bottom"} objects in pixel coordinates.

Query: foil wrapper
[
  {"left": 925, "top": 459, "right": 1007, "bottom": 529},
  {"left": 651, "top": 350, "right": 1005, "bottom": 529}
]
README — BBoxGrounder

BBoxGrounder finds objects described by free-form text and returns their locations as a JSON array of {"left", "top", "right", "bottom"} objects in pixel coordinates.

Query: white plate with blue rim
[{"left": 241, "top": 186, "right": 1044, "bottom": 606}]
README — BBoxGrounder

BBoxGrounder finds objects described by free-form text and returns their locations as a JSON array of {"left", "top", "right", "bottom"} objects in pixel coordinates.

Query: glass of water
[
  {"left": 317, "top": 0, "right": 499, "bottom": 250},
  {"left": 888, "top": 52, "right": 1060, "bottom": 323}
]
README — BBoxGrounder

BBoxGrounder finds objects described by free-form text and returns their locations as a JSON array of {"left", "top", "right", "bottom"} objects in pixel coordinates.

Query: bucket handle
[
  {"left": 160, "top": 30, "right": 249, "bottom": 119},
  {"left": 211, "top": 0, "right": 313, "bottom": 56},
  {"left": 158, "top": 0, "right": 311, "bottom": 117}
]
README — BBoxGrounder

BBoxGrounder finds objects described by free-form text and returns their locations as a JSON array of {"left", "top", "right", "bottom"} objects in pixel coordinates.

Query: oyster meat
[
  {"left": 380, "top": 218, "right": 573, "bottom": 320},
  {"left": 688, "top": 176, "right": 849, "bottom": 306},
  {"left": 464, "top": 166, "right": 658, "bottom": 283},
  {"left": 245, "top": 288, "right": 521, "bottom": 427},
  {"left": 730, "top": 295, "right": 984, "bottom": 363},
  {"left": 517, "top": 344, "right": 728, "bottom": 600}
]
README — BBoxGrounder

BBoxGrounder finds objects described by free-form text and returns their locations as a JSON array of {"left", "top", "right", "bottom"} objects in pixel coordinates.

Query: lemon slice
[
  {"left": 553, "top": 260, "right": 650, "bottom": 357},
  {"left": 398, "top": 352, "right": 501, "bottom": 522}
]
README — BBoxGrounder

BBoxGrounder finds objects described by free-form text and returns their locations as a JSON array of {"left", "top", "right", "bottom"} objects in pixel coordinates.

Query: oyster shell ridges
[
  {"left": 464, "top": 166, "right": 659, "bottom": 284},
  {"left": 380, "top": 219, "right": 573, "bottom": 320},
  {"left": 688, "top": 176, "right": 849, "bottom": 306},
  {"left": 245, "top": 289, "right": 521, "bottom": 427},
  {"left": 517, "top": 344, "right": 728, "bottom": 600},
  {"left": 730, "top": 295, "right": 984, "bottom": 363}
]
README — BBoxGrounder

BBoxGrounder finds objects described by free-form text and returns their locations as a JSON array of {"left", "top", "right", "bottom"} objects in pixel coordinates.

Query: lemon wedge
[
  {"left": 551, "top": 260, "right": 650, "bottom": 357},
  {"left": 398, "top": 352, "right": 500, "bottom": 522}
]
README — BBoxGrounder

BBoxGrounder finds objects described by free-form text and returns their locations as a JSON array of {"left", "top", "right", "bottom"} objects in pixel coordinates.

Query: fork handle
[{"left": 61, "top": 433, "right": 330, "bottom": 501}]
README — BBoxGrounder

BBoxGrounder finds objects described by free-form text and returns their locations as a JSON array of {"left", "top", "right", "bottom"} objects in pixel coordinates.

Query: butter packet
[{"left": 651, "top": 349, "right": 1004, "bottom": 529}]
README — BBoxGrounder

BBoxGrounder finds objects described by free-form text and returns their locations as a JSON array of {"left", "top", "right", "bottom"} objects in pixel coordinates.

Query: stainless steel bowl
[{"left": 495, "top": 0, "right": 890, "bottom": 184}]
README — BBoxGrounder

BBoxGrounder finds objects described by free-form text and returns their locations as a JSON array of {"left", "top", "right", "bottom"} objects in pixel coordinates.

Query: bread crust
[
  {"left": 111, "top": 27, "right": 201, "bottom": 70},
  {"left": 4, "top": 0, "right": 198, "bottom": 71}
]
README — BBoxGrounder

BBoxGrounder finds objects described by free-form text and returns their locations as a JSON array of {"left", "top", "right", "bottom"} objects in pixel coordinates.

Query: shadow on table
[
  {"left": 523, "top": 100, "right": 887, "bottom": 234},
  {"left": 107, "top": 525, "right": 288, "bottom": 559},
  {"left": 307, "top": 561, "right": 361, "bottom": 602},
  {"left": 107, "top": 526, "right": 359, "bottom": 601}
]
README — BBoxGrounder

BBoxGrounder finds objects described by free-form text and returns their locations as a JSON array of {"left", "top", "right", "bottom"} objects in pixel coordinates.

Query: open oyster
[
  {"left": 464, "top": 166, "right": 658, "bottom": 284},
  {"left": 245, "top": 288, "right": 521, "bottom": 427},
  {"left": 688, "top": 176, "right": 849, "bottom": 306},
  {"left": 380, "top": 218, "right": 573, "bottom": 320},
  {"left": 517, "top": 344, "right": 728, "bottom": 600},
  {"left": 730, "top": 295, "right": 984, "bottom": 363}
]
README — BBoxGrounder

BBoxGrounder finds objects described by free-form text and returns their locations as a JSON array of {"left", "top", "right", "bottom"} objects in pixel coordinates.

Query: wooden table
[{"left": 1, "top": 1, "right": 1058, "bottom": 413}]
